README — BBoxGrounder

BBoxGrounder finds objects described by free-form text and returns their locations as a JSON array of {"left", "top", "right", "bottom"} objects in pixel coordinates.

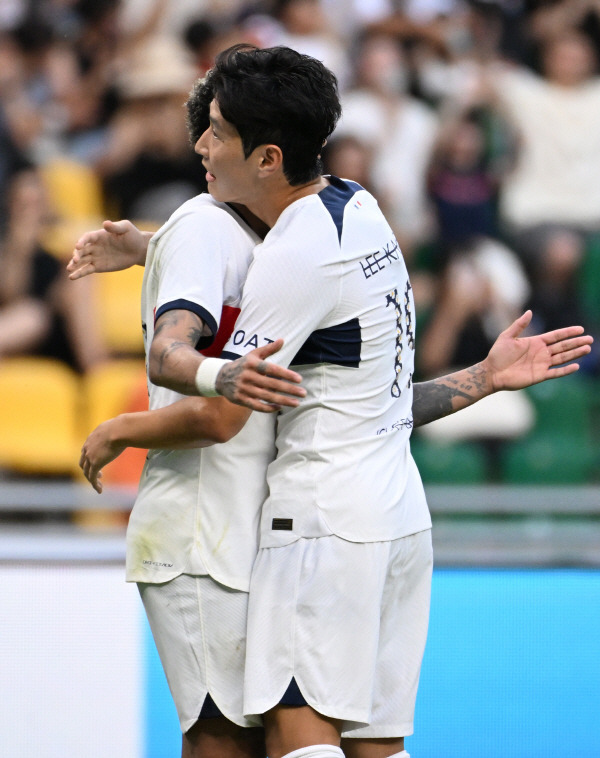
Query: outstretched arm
[
  {"left": 67, "top": 219, "right": 152, "bottom": 279},
  {"left": 412, "top": 310, "right": 593, "bottom": 427},
  {"left": 80, "top": 395, "right": 249, "bottom": 493}
]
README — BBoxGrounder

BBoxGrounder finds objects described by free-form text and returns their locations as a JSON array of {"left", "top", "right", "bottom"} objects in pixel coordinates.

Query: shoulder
[
  {"left": 156, "top": 194, "right": 253, "bottom": 248},
  {"left": 159, "top": 193, "right": 237, "bottom": 229}
]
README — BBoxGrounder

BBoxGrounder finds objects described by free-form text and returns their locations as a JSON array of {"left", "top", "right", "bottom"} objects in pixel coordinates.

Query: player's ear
[{"left": 257, "top": 144, "right": 283, "bottom": 177}]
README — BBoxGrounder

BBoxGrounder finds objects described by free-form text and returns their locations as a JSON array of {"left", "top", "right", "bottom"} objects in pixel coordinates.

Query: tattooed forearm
[
  {"left": 149, "top": 309, "right": 208, "bottom": 393},
  {"left": 157, "top": 340, "right": 194, "bottom": 376},
  {"left": 412, "top": 362, "right": 491, "bottom": 427},
  {"left": 412, "top": 382, "right": 470, "bottom": 427}
]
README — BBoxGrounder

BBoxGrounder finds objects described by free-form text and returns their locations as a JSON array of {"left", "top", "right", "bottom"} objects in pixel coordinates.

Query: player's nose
[{"left": 195, "top": 130, "right": 209, "bottom": 156}]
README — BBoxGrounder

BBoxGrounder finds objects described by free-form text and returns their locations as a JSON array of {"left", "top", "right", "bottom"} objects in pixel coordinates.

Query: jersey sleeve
[
  {"left": 154, "top": 208, "right": 230, "bottom": 339},
  {"left": 222, "top": 230, "right": 340, "bottom": 368}
]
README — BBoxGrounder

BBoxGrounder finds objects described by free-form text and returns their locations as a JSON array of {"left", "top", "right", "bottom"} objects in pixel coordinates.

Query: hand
[
  {"left": 483, "top": 310, "right": 594, "bottom": 392},
  {"left": 67, "top": 220, "right": 148, "bottom": 279},
  {"left": 79, "top": 420, "right": 126, "bottom": 493},
  {"left": 216, "top": 339, "right": 306, "bottom": 413}
]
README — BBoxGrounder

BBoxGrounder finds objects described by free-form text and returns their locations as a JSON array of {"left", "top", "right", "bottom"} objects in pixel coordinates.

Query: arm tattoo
[
  {"left": 157, "top": 340, "right": 194, "bottom": 375},
  {"left": 152, "top": 310, "right": 206, "bottom": 378},
  {"left": 187, "top": 324, "right": 203, "bottom": 347},
  {"left": 412, "top": 363, "right": 489, "bottom": 427},
  {"left": 153, "top": 310, "right": 184, "bottom": 338},
  {"left": 215, "top": 358, "right": 245, "bottom": 402}
]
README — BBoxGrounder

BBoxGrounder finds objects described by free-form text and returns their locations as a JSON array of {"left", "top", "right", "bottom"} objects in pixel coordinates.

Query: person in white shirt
[
  {"left": 70, "top": 191, "right": 300, "bottom": 758},
  {"left": 73, "top": 44, "right": 593, "bottom": 758}
]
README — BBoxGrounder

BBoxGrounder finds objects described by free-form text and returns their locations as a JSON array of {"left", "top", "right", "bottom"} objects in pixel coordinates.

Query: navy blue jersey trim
[
  {"left": 319, "top": 175, "right": 363, "bottom": 242},
  {"left": 155, "top": 299, "right": 218, "bottom": 350},
  {"left": 220, "top": 350, "right": 241, "bottom": 361},
  {"left": 291, "top": 317, "right": 361, "bottom": 368}
]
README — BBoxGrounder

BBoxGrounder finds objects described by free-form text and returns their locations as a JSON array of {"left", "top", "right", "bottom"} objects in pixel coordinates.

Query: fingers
[
  {"left": 79, "top": 447, "right": 103, "bottom": 493},
  {"left": 67, "top": 261, "right": 95, "bottom": 280},
  {"left": 258, "top": 361, "right": 304, "bottom": 389},
  {"left": 548, "top": 333, "right": 593, "bottom": 354},
  {"left": 544, "top": 324, "right": 588, "bottom": 345},
  {"left": 504, "top": 310, "right": 532, "bottom": 339},
  {"left": 545, "top": 362, "right": 580, "bottom": 379},
  {"left": 103, "top": 219, "right": 130, "bottom": 234},
  {"left": 248, "top": 368, "right": 306, "bottom": 398},
  {"left": 235, "top": 376, "right": 305, "bottom": 410},
  {"left": 230, "top": 364, "right": 306, "bottom": 411},
  {"left": 254, "top": 339, "right": 290, "bottom": 363},
  {"left": 248, "top": 341, "right": 304, "bottom": 386},
  {"left": 550, "top": 344, "right": 592, "bottom": 366}
]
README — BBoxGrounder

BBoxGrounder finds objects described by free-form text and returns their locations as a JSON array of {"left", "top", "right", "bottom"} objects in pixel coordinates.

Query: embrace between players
[{"left": 68, "top": 45, "right": 593, "bottom": 758}]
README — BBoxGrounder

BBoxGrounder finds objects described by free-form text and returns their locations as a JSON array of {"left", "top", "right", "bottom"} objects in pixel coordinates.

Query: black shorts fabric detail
[{"left": 279, "top": 677, "right": 308, "bottom": 706}]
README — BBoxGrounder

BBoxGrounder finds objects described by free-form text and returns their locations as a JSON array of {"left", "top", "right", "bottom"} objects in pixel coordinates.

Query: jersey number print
[{"left": 385, "top": 280, "right": 414, "bottom": 397}]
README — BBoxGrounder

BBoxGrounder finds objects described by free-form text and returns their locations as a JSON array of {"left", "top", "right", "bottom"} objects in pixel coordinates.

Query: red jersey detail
[{"left": 200, "top": 305, "right": 240, "bottom": 357}]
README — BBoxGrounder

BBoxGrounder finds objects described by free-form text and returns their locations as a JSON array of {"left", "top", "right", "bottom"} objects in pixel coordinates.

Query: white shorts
[
  {"left": 243, "top": 530, "right": 432, "bottom": 738},
  {"left": 139, "top": 574, "right": 261, "bottom": 733}
]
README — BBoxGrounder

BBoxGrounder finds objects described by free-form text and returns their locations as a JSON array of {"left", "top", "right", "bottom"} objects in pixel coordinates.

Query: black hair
[{"left": 186, "top": 44, "right": 341, "bottom": 186}]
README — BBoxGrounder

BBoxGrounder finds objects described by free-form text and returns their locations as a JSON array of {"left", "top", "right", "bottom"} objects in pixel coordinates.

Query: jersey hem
[{"left": 126, "top": 567, "right": 251, "bottom": 592}]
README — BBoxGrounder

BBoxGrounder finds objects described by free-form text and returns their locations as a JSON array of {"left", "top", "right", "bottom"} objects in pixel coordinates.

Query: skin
[
  {"left": 194, "top": 99, "right": 595, "bottom": 758},
  {"left": 70, "top": 224, "right": 305, "bottom": 413},
  {"left": 74, "top": 116, "right": 593, "bottom": 755}
]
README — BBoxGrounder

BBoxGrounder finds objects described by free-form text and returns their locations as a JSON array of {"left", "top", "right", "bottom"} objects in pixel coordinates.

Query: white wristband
[{"left": 194, "top": 358, "right": 230, "bottom": 397}]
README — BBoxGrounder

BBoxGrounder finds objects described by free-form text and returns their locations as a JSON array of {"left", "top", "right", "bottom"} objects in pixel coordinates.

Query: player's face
[{"left": 195, "top": 100, "right": 257, "bottom": 205}]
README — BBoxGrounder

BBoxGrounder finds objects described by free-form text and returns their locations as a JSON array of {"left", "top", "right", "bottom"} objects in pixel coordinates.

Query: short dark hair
[{"left": 186, "top": 44, "right": 341, "bottom": 185}]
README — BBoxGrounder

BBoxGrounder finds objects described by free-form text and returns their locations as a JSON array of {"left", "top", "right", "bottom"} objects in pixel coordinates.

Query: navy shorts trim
[
  {"left": 198, "top": 692, "right": 224, "bottom": 719},
  {"left": 279, "top": 677, "right": 308, "bottom": 707}
]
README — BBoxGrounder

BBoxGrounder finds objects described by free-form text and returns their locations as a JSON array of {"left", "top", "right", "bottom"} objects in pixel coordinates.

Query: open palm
[{"left": 485, "top": 311, "right": 593, "bottom": 392}]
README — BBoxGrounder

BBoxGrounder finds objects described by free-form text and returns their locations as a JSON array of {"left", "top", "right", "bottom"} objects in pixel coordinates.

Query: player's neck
[{"left": 227, "top": 203, "right": 270, "bottom": 239}]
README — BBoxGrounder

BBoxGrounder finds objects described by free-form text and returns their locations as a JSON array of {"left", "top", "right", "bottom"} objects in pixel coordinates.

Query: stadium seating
[
  {"left": 81, "top": 359, "right": 148, "bottom": 488},
  {"left": 501, "top": 431, "right": 596, "bottom": 484},
  {"left": 40, "top": 158, "right": 105, "bottom": 221},
  {"left": 93, "top": 266, "right": 146, "bottom": 355},
  {"left": 500, "top": 375, "right": 598, "bottom": 484},
  {"left": 579, "top": 234, "right": 600, "bottom": 330},
  {"left": 410, "top": 436, "right": 489, "bottom": 484},
  {"left": 0, "top": 357, "right": 82, "bottom": 476},
  {"left": 0, "top": 356, "right": 148, "bottom": 485}
]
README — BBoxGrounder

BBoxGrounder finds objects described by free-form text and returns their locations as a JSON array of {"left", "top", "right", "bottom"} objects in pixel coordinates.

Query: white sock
[{"left": 281, "top": 746, "right": 344, "bottom": 758}]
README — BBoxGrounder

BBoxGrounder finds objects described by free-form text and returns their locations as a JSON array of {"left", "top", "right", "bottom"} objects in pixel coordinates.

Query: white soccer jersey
[
  {"left": 223, "top": 176, "right": 431, "bottom": 546},
  {"left": 126, "top": 194, "right": 276, "bottom": 590}
]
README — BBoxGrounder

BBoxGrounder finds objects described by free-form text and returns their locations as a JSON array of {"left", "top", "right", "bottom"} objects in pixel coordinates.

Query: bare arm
[
  {"left": 67, "top": 220, "right": 152, "bottom": 279},
  {"left": 149, "top": 308, "right": 306, "bottom": 411},
  {"left": 413, "top": 310, "right": 593, "bottom": 427},
  {"left": 80, "top": 395, "right": 250, "bottom": 493}
]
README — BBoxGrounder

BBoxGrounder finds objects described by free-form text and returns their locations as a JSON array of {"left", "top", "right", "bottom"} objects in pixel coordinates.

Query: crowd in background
[{"left": 1, "top": 0, "right": 600, "bottom": 482}]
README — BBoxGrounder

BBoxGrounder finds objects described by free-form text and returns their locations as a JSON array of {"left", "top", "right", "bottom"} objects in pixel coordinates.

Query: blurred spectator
[
  {"left": 322, "top": 134, "right": 376, "bottom": 195},
  {"left": 0, "top": 105, "right": 31, "bottom": 227},
  {"left": 334, "top": 31, "right": 439, "bottom": 256},
  {"left": 480, "top": 29, "right": 600, "bottom": 334},
  {"left": 0, "top": 168, "right": 107, "bottom": 371},
  {"left": 489, "top": 30, "right": 600, "bottom": 235},
  {"left": 427, "top": 106, "right": 501, "bottom": 257},
  {"left": 94, "top": 35, "right": 206, "bottom": 223},
  {"left": 269, "top": 0, "right": 351, "bottom": 87},
  {"left": 416, "top": 237, "right": 530, "bottom": 378}
]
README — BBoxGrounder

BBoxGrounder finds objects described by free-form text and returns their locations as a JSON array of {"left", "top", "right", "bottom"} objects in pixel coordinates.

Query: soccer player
[
  {"left": 73, "top": 45, "right": 593, "bottom": 758},
  {"left": 69, "top": 198, "right": 300, "bottom": 757}
]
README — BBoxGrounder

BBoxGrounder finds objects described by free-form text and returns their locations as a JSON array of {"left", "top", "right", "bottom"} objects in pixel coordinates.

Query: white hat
[{"left": 116, "top": 35, "right": 197, "bottom": 99}]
